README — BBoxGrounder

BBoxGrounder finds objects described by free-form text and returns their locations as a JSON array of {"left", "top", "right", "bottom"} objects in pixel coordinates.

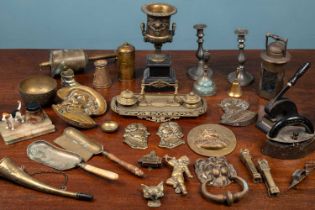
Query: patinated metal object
[
  {"left": 228, "top": 67, "right": 243, "bottom": 98},
  {"left": 141, "top": 181, "right": 164, "bottom": 207},
  {"left": 256, "top": 63, "right": 315, "bottom": 159},
  {"left": 111, "top": 82, "right": 207, "bottom": 123},
  {"left": 259, "top": 33, "right": 291, "bottom": 99},
  {"left": 228, "top": 28, "right": 253, "bottom": 86},
  {"left": 39, "top": 49, "right": 117, "bottom": 77},
  {"left": 93, "top": 59, "right": 112, "bottom": 89},
  {"left": 219, "top": 98, "right": 257, "bottom": 127},
  {"left": 240, "top": 149, "right": 262, "bottom": 183},
  {"left": 53, "top": 85, "right": 107, "bottom": 128},
  {"left": 289, "top": 161, "right": 315, "bottom": 189},
  {"left": 187, "top": 24, "right": 213, "bottom": 80},
  {"left": 157, "top": 122, "right": 184, "bottom": 149},
  {"left": 138, "top": 151, "right": 162, "bottom": 168},
  {"left": 195, "top": 157, "right": 249, "bottom": 206},
  {"left": 101, "top": 121, "right": 119, "bottom": 133},
  {"left": 123, "top": 123, "right": 150, "bottom": 149},
  {"left": 27, "top": 140, "right": 119, "bottom": 180},
  {"left": 257, "top": 159, "right": 280, "bottom": 196},
  {"left": 60, "top": 68, "right": 80, "bottom": 87},
  {"left": 140, "top": 3, "right": 177, "bottom": 85},
  {"left": 19, "top": 75, "right": 57, "bottom": 107},
  {"left": 0, "top": 157, "right": 93, "bottom": 201},
  {"left": 117, "top": 42, "right": 135, "bottom": 81},
  {"left": 54, "top": 127, "right": 144, "bottom": 177},
  {"left": 187, "top": 124, "right": 236, "bottom": 157},
  {"left": 193, "top": 53, "right": 216, "bottom": 96},
  {"left": 164, "top": 155, "right": 193, "bottom": 195}
]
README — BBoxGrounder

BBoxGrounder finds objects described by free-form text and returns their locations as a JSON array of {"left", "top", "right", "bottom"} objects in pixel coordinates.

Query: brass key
[
  {"left": 257, "top": 159, "right": 280, "bottom": 196},
  {"left": 240, "top": 149, "right": 262, "bottom": 183}
]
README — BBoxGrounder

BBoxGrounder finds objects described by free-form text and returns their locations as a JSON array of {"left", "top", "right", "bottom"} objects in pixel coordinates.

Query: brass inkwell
[
  {"left": 140, "top": 3, "right": 177, "bottom": 88},
  {"left": 111, "top": 80, "right": 207, "bottom": 123}
]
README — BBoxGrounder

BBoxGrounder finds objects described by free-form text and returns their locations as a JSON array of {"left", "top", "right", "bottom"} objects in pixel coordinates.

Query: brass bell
[{"left": 228, "top": 67, "right": 242, "bottom": 98}]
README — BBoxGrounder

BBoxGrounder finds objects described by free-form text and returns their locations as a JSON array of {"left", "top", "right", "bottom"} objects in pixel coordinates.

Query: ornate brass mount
[
  {"left": 195, "top": 157, "right": 249, "bottom": 206},
  {"left": 111, "top": 80, "right": 207, "bottom": 123}
]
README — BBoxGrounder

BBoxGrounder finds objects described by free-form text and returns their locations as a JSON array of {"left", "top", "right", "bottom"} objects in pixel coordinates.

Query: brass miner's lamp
[{"left": 140, "top": 3, "right": 177, "bottom": 87}]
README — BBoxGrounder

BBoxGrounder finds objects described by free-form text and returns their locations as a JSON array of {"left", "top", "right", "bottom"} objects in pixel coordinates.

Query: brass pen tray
[{"left": 111, "top": 81, "right": 207, "bottom": 123}]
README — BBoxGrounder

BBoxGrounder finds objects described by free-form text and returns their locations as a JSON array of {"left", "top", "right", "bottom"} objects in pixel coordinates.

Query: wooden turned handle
[
  {"left": 78, "top": 163, "right": 119, "bottom": 181},
  {"left": 102, "top": 151, "right": 144, "bottom": 177}
]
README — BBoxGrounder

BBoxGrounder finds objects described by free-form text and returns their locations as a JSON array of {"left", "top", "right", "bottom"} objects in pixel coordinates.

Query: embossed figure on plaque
[
  {"left": 195, "top": 157, "right": 249, "bottom": 205},
  {"left": 164, "top": 155, "right": 193, "bottom": 195},
  {"left": 141, "top": 181, "right": 164, "bottom": 208},
  {"left": 157, "top": 122, "right": 184, "bottom": 149},
  {"left": 123, "top": 123, "right": 150, "bottom": 149}
]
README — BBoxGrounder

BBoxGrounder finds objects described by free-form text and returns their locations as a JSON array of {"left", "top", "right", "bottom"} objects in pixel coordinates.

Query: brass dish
[
  {"left": 19, "top": 75, "right": 57, "bottom": 107},
  {"left": 101, "top": 121, "right": 119, "bottom": 133}
]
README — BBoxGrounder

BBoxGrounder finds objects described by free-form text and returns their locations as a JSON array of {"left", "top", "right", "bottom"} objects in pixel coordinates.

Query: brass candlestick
[
  {"left": 188, "top": 24, "right": 213, "bottom": 80},
  {"left": 228, "top": 28, "right": 253, "bottom": 86},
  {"left": 140, "top": 3, "right": 177, "bottom": 87}
]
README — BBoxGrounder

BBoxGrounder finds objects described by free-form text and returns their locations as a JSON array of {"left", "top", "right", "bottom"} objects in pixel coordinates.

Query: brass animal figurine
[{"left": 141, "top": 181, "right": 164, "bottom": 207}]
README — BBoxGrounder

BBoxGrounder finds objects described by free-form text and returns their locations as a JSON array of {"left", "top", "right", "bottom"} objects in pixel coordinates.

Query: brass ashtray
[
  {"left": 19, "top": 75, "right": 57, "bottom": 107},
  {"left": 101, "top": 121, "right": 119, "bottom": 133}
]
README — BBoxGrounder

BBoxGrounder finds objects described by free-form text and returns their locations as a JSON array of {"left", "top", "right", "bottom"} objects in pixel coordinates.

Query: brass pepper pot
[
  {"left": 93, "top": 60, "right": 112, "bottom": 89},
  {"left": 117, "top": 42, "right": 135, "bottom": 81},
  {"left": 259, "top": 33, "right": 291, "bottom": 99}
]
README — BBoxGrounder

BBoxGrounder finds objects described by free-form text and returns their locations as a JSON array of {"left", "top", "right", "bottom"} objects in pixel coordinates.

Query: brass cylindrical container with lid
[
  {"left": 259, "top": 33, "right": 291, "bottom": 99},
  {"left": 117, "top": 43, "right": 135, "bottom": 81}
]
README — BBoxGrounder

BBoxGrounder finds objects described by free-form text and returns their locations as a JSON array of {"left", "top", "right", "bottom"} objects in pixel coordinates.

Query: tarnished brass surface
[
  {"left": 257, "top": 159, "right": 280, "bottom": 196},
  {"left": 187, "top": 124, "right": 236, "bottom": 156},
  {"left": 228, "top": 67, "right": 243, "bottom": 98},
  {"left": 27, "top": 140, "right": 118, "bottom": 181},
  {"left": 157, "top": 122, "right": 184, "bottom": 149},
  {"left": 240, "top": 149, "right": 262, "bottom": 183},
  {"left": 138, "top": 151, "right": 162, "bottom": 168},
  {"left": 19, "top": 75, "right": 57, "bottom": 107},
  {"left": 219, "top": 98, "right": 257, "bottom": 126},
  {"left": 124, "top": 123, "right": 150, "bottom": 149},
  {"left": 101, "top": 121, "right": 119, "bottom": 133},
  {"left": 164, "top": 155, "right": 193, "bottom": 195},
  {"left": 60, "top": 68, "right": 79, "bottom": 87},
  {"left": 54, "top": 127, "right": 144, "bottom": 177},
  {"left": 195, "top": 157, "right": 249, "bottom": 206},
  {"left": 117, "top": 42, "right": 135, "bottom": 81},
  {"left": 53, "top": 85, "right": 107, "bottom": 128},
  {"left": 0, "top": 157, "right": 93, "bottom": 201},
  {"left": 289, "top": 161, "right": 315, "bottom": 189},
  {"left": 141, "top": 181, "right": 164, "bottom": 207},
  {"left": 93, "top": 60, "right": 112, "bottom": 89}
]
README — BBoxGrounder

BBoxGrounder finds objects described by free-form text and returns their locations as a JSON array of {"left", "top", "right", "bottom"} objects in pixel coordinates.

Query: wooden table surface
[{"left": 0, "top": 49, "right": 315, "bottom": 210}]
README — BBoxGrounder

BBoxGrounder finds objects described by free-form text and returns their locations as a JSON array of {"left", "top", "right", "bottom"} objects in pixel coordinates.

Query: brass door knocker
[{"left": 195, "top": 157, "right": 249, "bottom": 206}]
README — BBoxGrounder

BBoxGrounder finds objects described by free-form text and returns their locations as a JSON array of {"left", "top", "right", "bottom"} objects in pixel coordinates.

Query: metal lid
[
  {"left": 117, "top": 89, "right": 137, "bottom": 106},
  {"left": 117, "top": 42, "right": 135, "bottom": 53},
  {"left": 261, "top": 39, "right": 291, "bottom": 64},
  {"left": 183, "top": 92, "right": 201, "bottom": 104}
]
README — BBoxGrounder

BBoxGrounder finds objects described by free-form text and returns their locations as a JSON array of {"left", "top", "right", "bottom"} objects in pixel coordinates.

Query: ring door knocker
[{"left": 195, "top": 157, "right": 249, "bottom": 206}]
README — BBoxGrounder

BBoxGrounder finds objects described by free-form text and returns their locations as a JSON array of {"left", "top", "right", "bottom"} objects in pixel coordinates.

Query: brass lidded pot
[
  {"left": 259, "top": 33, "right": 291, "bottom": 99},
  {"left": 117, "top": 42, "right": 135, "bottom": 81}
]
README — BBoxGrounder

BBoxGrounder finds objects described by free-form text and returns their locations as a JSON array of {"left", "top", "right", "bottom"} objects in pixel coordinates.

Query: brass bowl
[
  {"left": 101, "top": 121, "right": 119, "bottom": 133},
  {"left": 19, "top": 75, "right": 57, "bottom": 107}
]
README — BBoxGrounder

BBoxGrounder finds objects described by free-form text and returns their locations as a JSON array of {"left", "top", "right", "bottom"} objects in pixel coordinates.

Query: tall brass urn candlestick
[{"left": 140, "top": 3, "right": 177, "bottom": 88}]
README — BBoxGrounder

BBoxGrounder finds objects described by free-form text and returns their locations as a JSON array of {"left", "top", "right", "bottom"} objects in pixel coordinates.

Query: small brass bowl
[
  {"left": 19, "top": 75, "right": 57, "bottom": 107},
  {"left": 101, "top": 121, "right": 119, "bottom": 133}
]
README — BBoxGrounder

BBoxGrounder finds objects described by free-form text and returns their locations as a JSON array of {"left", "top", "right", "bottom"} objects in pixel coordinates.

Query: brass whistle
[
  {"left": 240, "top": 149, "right": 262, "bottom": 183},
  {"left": 257, "top": 159, "right": 280, "bottom": 196}
]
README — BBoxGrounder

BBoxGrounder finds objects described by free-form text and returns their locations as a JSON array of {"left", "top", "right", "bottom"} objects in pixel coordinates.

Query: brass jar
[{"left": 117, "top": 43, "right": 135, "bottom": 81}]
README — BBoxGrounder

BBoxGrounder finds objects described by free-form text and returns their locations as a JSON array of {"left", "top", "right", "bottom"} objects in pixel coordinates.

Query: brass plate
[{"left": 187, "top": 124, "right": 236, "bottom": 157}]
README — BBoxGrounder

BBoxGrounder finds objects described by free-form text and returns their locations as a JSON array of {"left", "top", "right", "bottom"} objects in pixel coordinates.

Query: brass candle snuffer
[
  {"left": 256, "top": 62, "right": 315, "bottom": 159},
  {"left": 111, "top": 80, "right": 207, "bottom": 123},
  {"left": 39, "top": 49, "right": 117, "bottom": 77},
  {"left": 228, "top": 28, "right": 253, "bottom": 86},
  {"left": 0, "top": 157, "right": 93, "bottom": 201},
  {"left": 195, "top": 157, "right": 249, "bottom": 206},
  {"left": 140, "top": 3, "right": 177, "bottom": 88},
  {"left": 259, "top": 33, "right": 291, "bottom": 99},
  {"left": 54, "top": 127, "right": 144, "bottom": 177},
  {"left": 187, "top": 24, "right": 213, "bottom": 80}
]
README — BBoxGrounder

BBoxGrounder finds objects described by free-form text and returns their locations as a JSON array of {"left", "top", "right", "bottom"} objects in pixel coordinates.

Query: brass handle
[
  {"left": 201, "top": 176, "right": 249, "bottom": 206},
  {"left": 88, "top": 53, "right": 117, "bottom": 61},
  {"left": 102, "top": 151, "right": 144, "bottom": 177},
  {"left": 78, "top": 163, "right": 119, "bottom": 181}
]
